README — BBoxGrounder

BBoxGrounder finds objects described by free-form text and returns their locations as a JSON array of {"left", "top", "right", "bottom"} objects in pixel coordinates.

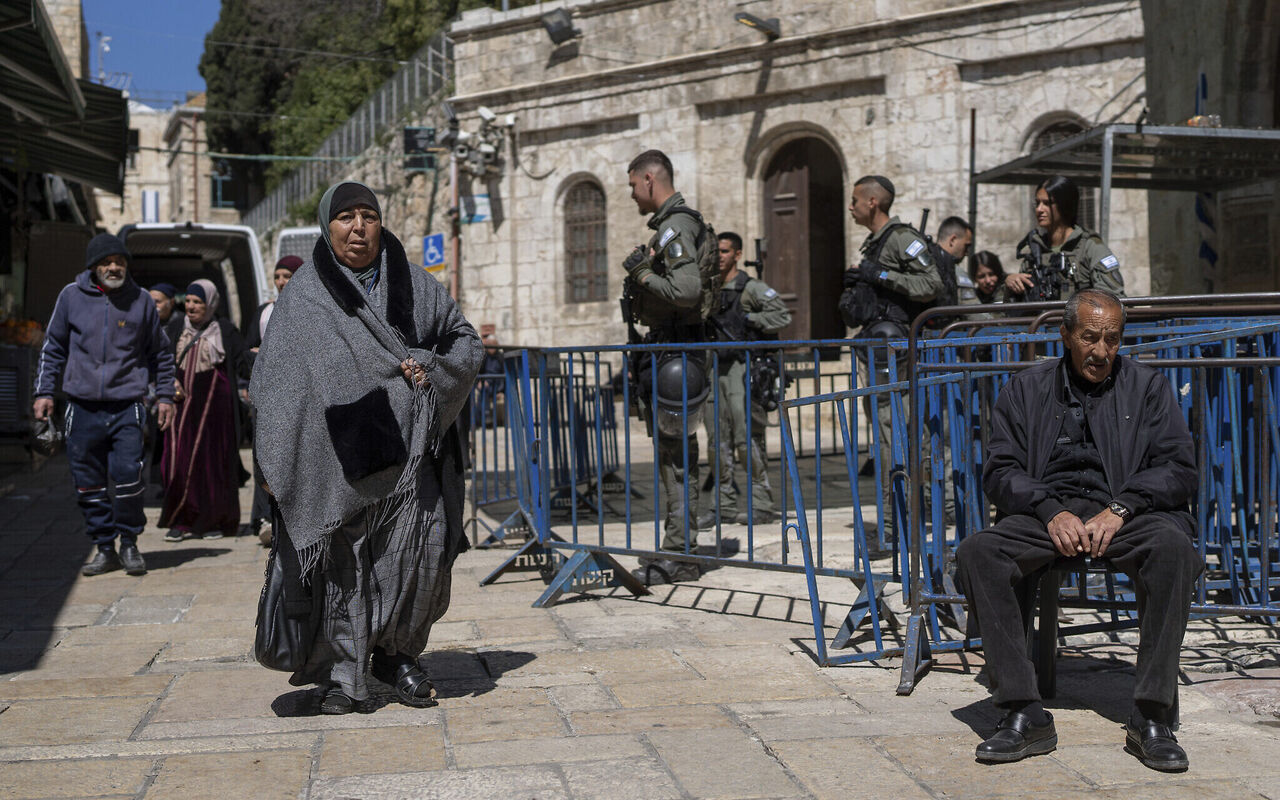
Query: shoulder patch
[
  {"left": 1100, "top": 254, "right": 1119, "bottom": 271},
  {"left": 657, "top": 228, "right": 677, "bottom": 249},
  {"left": 905, "top": 239, "right": 925, "bottom": 258},
  {"left": 664, "top": 240, "right": 684, "bottom": 260},
  {"left": 763, "top": 288, "right": 777, "bottom": 298}
]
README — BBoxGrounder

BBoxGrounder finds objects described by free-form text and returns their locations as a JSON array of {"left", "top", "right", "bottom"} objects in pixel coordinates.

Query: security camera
[
  {"left": 477, "top": 106, "right": 496, "bottom": 123},
  {"left": 503, "top": 113, "right": 517, "bottom": 128}
]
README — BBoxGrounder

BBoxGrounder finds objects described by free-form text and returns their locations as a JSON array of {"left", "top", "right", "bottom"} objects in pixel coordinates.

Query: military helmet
[{"left": 651, "top": 353, "right": 709, "bottom": 438}]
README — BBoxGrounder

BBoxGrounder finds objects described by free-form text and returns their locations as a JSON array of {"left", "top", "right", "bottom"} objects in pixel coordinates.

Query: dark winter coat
[
  {"left": 36, "top": 270, "right": 175, "bottom": 402},
  {"left": 983, "top": 355, "right": 1196, "bottom": 536}
]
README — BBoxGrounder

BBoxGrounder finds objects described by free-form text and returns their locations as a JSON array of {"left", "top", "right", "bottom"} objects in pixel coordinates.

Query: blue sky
[{"left": 82, "top": 0, "right": 222, "bottom": 108}]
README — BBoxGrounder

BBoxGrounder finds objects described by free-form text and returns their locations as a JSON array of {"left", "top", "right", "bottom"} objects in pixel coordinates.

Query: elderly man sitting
[{"left": 955, "top": 288, "right": 1202, "bottom": 771}]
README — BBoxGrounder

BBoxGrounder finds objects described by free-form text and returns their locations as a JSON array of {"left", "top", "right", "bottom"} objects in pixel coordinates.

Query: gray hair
[{"left": 1063, "top": 288, "right": 1126, "bottom": 331}]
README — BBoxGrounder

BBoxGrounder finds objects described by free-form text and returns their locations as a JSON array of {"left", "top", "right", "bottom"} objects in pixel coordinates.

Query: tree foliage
[{"left": 199, "top": 0, "right": 534, "bottom": 201}]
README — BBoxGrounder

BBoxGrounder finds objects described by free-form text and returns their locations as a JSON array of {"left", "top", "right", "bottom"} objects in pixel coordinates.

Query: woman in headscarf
[
  {"left": 250, "top": 181, "right": 481, "bottom": 714},
  {"left": 160, "top": 279, "right": 249, "bottom": 540}
]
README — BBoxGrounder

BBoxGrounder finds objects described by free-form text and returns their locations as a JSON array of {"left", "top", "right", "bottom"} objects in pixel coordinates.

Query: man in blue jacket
[{"left": 34, "top": 234, "right": 176, "bottom": 576}]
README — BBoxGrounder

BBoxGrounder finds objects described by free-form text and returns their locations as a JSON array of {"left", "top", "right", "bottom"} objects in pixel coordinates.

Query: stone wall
[
  {"left": 94, "top": 103, "right": 171, "bottom": 234},
  {"left": 44, "top": 0, "right": 87, "bottom": 78},
  {"left": 256, "top": 105, "right": 457, "bottom": 290},
  {"left": 446, "top": 0, "right": 1149, "bottom": 346}
]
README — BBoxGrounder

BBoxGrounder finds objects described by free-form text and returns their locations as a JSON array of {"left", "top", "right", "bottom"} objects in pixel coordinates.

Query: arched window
[
  {"left": 564, "top": 181, "right": 608, "bottom": 303},
  {"left": 1030, "top": 120, "right": 1097, "bottom": 231}
]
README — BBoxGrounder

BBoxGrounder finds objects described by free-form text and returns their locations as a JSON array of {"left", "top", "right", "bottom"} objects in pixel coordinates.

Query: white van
[
  {"left": 274, "top": 226, "right": 322, "bottom": 271},
  {"left": 117, "top": 222, "right": 268, "bottom": 332}
]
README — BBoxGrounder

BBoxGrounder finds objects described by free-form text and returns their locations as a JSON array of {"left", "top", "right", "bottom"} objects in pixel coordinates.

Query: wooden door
[{"left": 763, "top": 144, "right": 810, "bottom": 340}]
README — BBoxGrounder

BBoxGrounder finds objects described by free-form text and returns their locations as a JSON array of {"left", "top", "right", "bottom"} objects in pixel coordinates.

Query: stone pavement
[{"left": 3, "top": 456, "right": 1280, "bottom": 800}]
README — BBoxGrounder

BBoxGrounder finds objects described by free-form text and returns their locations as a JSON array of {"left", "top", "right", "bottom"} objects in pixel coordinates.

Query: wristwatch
[{"left": 1107, "top": 501, "right": 1132, "bottom": 521}]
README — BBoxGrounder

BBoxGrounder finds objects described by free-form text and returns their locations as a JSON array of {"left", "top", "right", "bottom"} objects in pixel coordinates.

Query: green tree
[{"left": 199, "top": 0, "right": 538, "bottom": 200}]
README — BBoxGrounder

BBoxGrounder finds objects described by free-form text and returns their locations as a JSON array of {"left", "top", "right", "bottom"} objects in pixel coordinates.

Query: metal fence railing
[
  {"left": 894, "top": 295, "right": 1280, "bottom": 692},
  {"left": 241, "top": 34, "right": 453, "bottom": 237},
  {"left": 465, "top": 295, "right": 1280, "bottom": 686}
]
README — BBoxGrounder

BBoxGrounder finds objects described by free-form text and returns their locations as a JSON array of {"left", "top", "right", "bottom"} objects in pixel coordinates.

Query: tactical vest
[
  {"left": 715, "top": 273, "right": 752, "bottom": 341},
  {"left": 860, "top": 221, "right": 930, "bottom": 327}
]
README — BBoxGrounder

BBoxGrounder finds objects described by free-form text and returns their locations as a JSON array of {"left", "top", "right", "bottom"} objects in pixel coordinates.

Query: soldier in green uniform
[
  {"left": 700, "top": 231, "right": 792, "bottom": 529},
  {"left": 840, "top": 175, "right": 945, "bottom": 536},
  {"left": 1006, "top": 175, "right": 1126, "bottom": 301},
  {"left": 622, "top": 149, "right": 710, "bottom": 585}
]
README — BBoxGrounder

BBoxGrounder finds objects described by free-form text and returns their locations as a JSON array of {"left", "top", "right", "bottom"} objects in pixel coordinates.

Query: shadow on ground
[
  {"left": 270, "top": 649, "right": 538, "bottom": 717},
  {"left": 142, "top": 546, "right": 233, "bottom": 570}
]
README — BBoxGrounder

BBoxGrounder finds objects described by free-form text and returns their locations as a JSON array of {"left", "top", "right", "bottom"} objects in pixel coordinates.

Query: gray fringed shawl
[{"left": 249, "top": 228, "right": 482, "bottom": 575}]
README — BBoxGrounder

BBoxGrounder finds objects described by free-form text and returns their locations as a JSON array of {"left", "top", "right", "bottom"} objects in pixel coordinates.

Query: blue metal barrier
[
  {"left": 482, "top": 338, "right": 907, "bottom": 612},
  {"left": 474, "top": 299, "right": 1280, "bottom": 677},
  {"left": 466, "top": 373, "right": 518, "bottom": 546},
  {"left": 897, "top": 297, "right": 1280, "bottom": 693}
]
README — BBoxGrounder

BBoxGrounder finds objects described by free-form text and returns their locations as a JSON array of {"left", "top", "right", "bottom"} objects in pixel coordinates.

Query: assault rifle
[
  {"left": 1019, "top": 237, "right": 1070, "bottom": 302},
  {"left": 743, "top": 237, "right": 766, "bottom": 278}
]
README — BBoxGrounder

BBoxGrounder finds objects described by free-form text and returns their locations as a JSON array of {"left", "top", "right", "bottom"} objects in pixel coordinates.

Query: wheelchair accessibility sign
[{"left": 423, "top": 233, "right": 446, "bottom": 273}]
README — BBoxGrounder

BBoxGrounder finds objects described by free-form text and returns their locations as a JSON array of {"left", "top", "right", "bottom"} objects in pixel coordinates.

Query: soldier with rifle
[
  {"left": 620, "top": 149, "right": 718, "bottom": 585},
  {"left": 699, "top": 231, "right": 791, "bottom": 529},
  {"left": 1006, "top": 175, "right": 1126, "bottom": 302}
]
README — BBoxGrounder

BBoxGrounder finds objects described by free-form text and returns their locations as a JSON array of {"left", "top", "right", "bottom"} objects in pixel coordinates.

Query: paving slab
[
  {"left": 308, "top": 765, "right": 570, "bottom": 800},
  {"left": 647, "top": 727, "right": 805, "bottom": 799},
  {"left": 442, "top": 703, "right": 569, "bottom": 744},
  {"left": 145, "top": 749, "right": 311, "bottom": 800},
  {"left": 561, "top": 756, "right": 684, "bottom": 800},
  {"left": 318, "top": 725, "right": 447, "bottom": 777},
  {"left": 0, "top": 696, "right": 156, "bottom": 746},
  {"left": 452, "top": 732, "right": 645, "bottom": 768},
  {"left": 769, "top": 737, "right": 934, "bottom": 800},
  {"left": 0, "top": 757, "right": 154, "bottom": 800},
  {"left": 877, "top": 732, "right": 1093, "bottom": 798},
  {"left": 568, "top": 704, "right": 735, "bottom": 735}
]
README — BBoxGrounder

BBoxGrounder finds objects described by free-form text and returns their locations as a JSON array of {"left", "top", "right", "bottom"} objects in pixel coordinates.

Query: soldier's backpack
[
  {"left": 666, "top": 206, "right": 723, "bottom": 325},
  {"left": 924, "top": 239, "right": 961, "bottom": 327}
]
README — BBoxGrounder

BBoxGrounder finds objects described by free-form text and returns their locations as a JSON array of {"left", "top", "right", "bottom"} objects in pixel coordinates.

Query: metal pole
[
  {"left": 1099, "top": 125, "right": 1113, "bottom": 241},
  {"left": 968, "top": 107, "right": 977, "bottom": 244},
  {"left": 450, "top": 152, "right": 461, "bottom": 301},
  {"left": 191, "top": 113, "right": 199, "bottom": 221}
]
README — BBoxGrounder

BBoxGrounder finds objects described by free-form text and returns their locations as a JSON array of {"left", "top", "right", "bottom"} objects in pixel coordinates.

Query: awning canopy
[
  {"left": 971, "top": 123, "right": 1280, "bottom": 241},
  {"left": 0, "top": 0, "right": 128, "bottom": 194},
  {"left": 974, "top": 124, "right": 1280, "bottom": 193}
]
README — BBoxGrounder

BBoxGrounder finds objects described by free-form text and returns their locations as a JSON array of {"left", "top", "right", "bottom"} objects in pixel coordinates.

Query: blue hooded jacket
[{"left": 35, "top": 270, "right": 176, "bottom": 403}]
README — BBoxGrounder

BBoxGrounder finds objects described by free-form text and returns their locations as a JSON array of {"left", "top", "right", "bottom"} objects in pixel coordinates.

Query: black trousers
[{"left": 954, "top": 497, "right": 1202, "bottom": 715}]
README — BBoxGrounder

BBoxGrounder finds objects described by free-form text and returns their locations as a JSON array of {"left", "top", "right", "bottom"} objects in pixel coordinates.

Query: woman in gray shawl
[{"left": 250, "top": 181, "right": 481, "bottom": 714}]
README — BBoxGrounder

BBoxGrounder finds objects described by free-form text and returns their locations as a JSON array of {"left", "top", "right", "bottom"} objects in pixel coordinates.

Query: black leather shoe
[
  {"left": 81, "top": 549, "right": 122, "bottom": 577},
  {"left": 1124, "top": 720, "right": 1188, "bottom": 772},
  {"left": 735, "top": 510, "right": 776, "bottom": 526},
  {"left": 119, "top": 542, "right": 147, "bottom": 576},
  {"left": 696, "top": 512, "right": 723, "bottom": 529},
  {"left": 976, "top": 710, "right": 1057, "bottom": 763},
  {"left": 631, "top": 558, "right": 701, "bottom": 586},
  {"left": 319, "top": 687, "right": 354, "bottom": 715}
]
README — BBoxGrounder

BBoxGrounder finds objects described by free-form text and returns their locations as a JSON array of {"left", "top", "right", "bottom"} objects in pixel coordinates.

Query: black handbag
[{"left": 253, "top": 504, "right": 319, "bottom": 672}]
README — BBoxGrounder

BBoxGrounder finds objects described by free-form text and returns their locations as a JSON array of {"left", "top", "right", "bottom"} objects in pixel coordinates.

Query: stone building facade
[
  {"left": 164, "top": 93, "right": 240, "bottom": 226},
  {"left": 93, "top": 101, "right": 171, "bottom": 234},
  {"left": 444, "top": 0, "right": 1149, "bottom": 345}
]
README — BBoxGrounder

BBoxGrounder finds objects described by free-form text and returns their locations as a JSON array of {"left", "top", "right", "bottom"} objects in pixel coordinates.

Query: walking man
[{"left": 35, "top": 234, "right": 176, "bottom": 576}]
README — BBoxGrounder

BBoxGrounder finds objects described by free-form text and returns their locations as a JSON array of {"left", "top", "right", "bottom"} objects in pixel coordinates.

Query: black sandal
[
  {"left": 320, "top": 686, "right": 354, "bottom": 715},
  {"left": 371, "top": 651, "right": 437, "bottom": 708}
]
